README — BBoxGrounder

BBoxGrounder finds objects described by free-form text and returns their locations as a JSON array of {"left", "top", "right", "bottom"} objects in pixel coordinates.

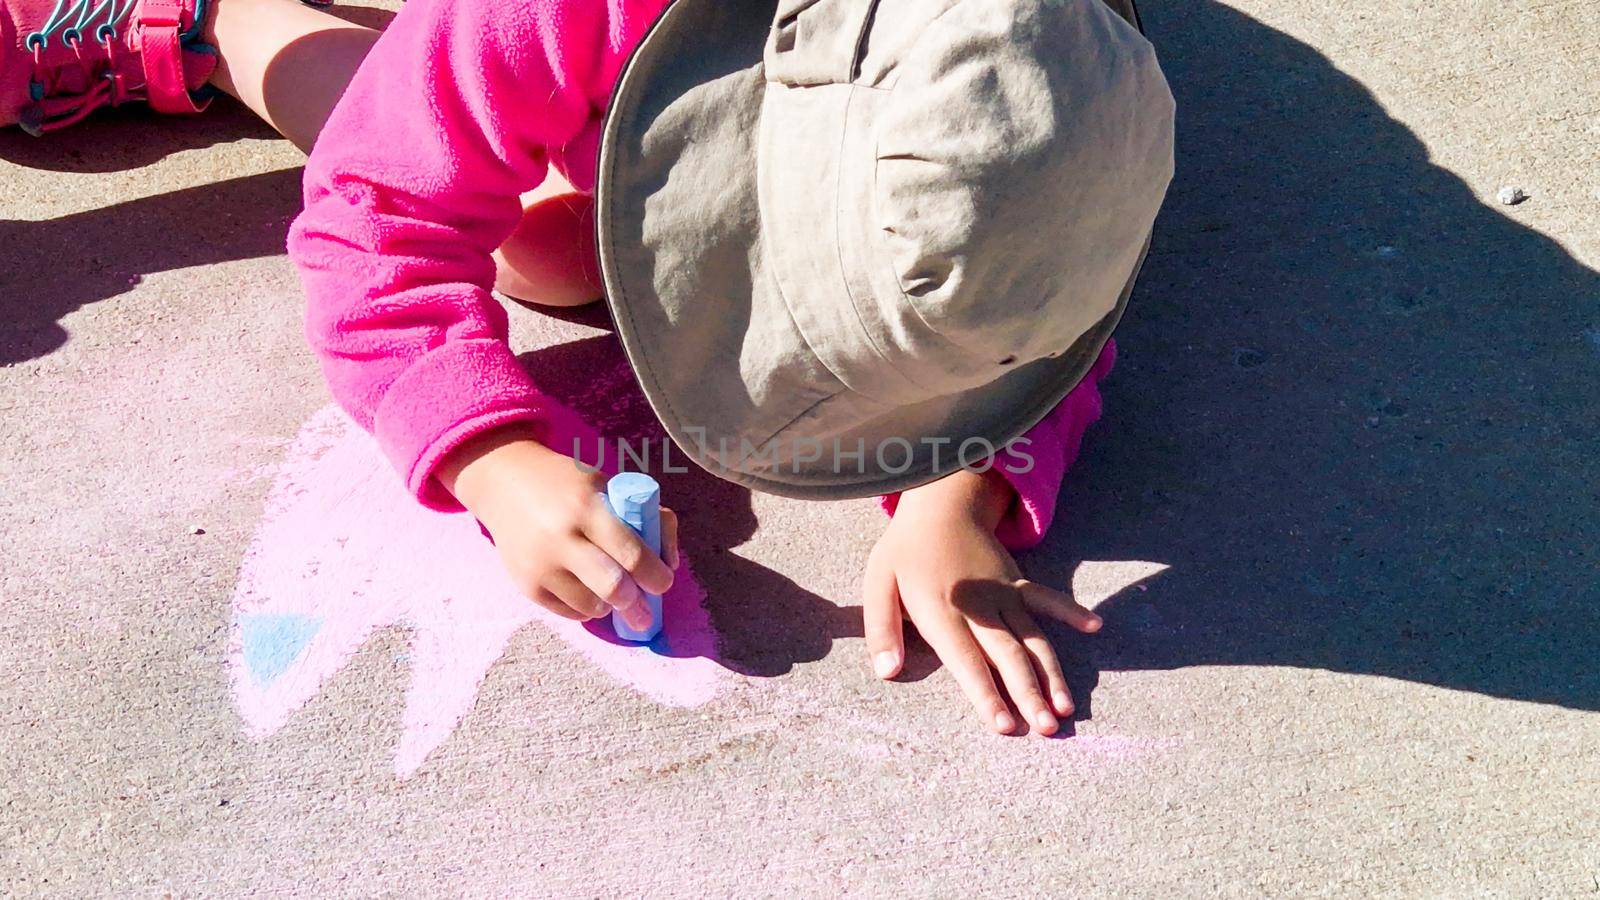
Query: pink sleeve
[
  {"left": 287, "top": 0, "right": 651, "bottom": 510},
  {"left": 880, "top": 340, "right": 1116, "bottom": 550}
]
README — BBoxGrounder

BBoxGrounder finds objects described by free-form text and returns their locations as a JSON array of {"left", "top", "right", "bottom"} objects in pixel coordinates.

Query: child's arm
[
  {"left": 288, "top": 0, "right": 668, "bottom": 629},
  {"left": 879, "top": 340, "right": 1116, "bottom": 550},
  {"left": 866, "top": 341, "right": 1116, "bottom": 735},
  {"left": 290, "top": 0, "right": 614, "bottom": 507}
]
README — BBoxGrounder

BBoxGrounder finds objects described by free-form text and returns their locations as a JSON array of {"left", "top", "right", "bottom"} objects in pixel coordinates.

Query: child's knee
[
  {"left": 493, "top": 252, "right": 600, "bottom": 308},
  {"left": 493, "top": 189, "right": 602, "bottom": 308}
]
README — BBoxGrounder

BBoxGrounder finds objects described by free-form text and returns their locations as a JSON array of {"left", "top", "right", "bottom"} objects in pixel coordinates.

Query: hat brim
[{"left": 596, "top": 0, "right": 1145, "bottom": 500}]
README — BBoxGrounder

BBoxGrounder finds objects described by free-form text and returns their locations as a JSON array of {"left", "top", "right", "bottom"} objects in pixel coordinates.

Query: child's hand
[
  {"left": 864, "top": 469, "right": 1102, "bottom": 736},
  {"left": 438, "top": 427, "right": 677, "bottom": 631}
]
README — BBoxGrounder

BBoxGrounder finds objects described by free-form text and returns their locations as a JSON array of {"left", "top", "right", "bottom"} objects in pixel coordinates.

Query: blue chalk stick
[{"left": 606, "top": 472, "right": 663, "bottom": 642}]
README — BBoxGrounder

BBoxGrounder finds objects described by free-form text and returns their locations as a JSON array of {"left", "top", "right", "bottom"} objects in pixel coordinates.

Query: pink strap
[{"left": 136, "top": 0, "right": 210, "bottom": 115}]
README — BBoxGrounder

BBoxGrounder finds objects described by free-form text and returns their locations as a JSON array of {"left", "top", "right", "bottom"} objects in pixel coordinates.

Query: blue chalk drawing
[{"left": 240, "top": 613, "right": 323, "bottom": 687}]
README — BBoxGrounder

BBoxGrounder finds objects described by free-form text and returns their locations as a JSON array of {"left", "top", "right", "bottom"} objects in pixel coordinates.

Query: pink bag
[{"left": 1, "top": 0, "right": 217, "bottom": 133}]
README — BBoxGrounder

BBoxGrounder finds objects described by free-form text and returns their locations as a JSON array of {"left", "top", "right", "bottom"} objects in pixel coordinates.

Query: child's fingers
[
  {"left": 1017, "top": 580, "right": 1103, "bottom": 634},
  {"left": 1003, "top": 604, "right": 1074, "bottom": 718},
  {"left": 582, "top": 501, "right": 675, "bottom": 595},
  {"left": 862, "top": 553, "right": 904, "bottom": 679},
  {"left": 545, "top": 571, "right": 609, "bottom": 620},
  {"left": 660, "top": 507, "right": 680, "bottom": 570},
  {"left": 911, "top": 605, "right": 1016, "bottom": 734},
  {"left": 529, "top": 587, "right": 591, "bottom": 622},
  {"left": 967, "top": 602, "right": 1057, "bottom": 735},
  {"left": 564, "top": 542, "right": 646, "bottom": 616}
]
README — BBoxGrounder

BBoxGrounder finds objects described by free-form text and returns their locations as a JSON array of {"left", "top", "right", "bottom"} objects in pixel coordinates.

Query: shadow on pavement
[
  {"left": 0, "top": 159, "right": 302, "bottom": 364},
  {"left": 1030, "top": 0, "right": 1600, "bottom": 717},
  {"left": 0, "top": 98, "right": 276, "bottom": 174}
]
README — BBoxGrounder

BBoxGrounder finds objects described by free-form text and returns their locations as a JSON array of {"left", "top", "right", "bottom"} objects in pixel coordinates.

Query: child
[
  {"left": 261, "top": 0, "right": 1177, "bottom": 734},
  {"left": 290, "top": 0, "right": 1175, "bottom": 737}
]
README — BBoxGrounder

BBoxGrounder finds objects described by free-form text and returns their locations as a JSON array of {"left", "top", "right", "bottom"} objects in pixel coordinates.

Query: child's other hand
[
  {"left": 438, "top": 427, "right": 677, "bottom": 631},
  {"left": 864, "top": 470, "right": 1101, "bottom": 736}
]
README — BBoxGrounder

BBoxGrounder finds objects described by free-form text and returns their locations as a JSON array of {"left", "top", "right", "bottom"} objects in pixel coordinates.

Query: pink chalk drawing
[
  {"left": 228, "top": 404, "right": 727, "bottom": 778},
  {"left": 229, "top": 335, "right": 1174, "bottom": 775}
]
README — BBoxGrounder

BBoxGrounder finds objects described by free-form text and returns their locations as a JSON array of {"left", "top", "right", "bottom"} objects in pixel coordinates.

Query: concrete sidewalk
[{"left": 3, "top": 0, "right": 1597, "bottom": 895}]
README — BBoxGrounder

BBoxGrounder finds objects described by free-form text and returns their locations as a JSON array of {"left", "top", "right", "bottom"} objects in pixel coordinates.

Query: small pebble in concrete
[
  {"left": 1234, "top": 347, "right": 1267, "bottom": 368},
  {"left": 1496, "top": 185, "right": 1528, "bottom": 206}
]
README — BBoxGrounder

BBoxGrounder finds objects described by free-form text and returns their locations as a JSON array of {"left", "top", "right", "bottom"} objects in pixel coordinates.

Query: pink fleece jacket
[{"left": 288, "top": 0, "right": 1112, "bottom": 550}]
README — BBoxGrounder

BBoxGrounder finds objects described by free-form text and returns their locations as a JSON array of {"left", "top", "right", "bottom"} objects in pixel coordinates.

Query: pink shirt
[{"left": 288, "top": 0, "right": 1112, "bottom": 550}]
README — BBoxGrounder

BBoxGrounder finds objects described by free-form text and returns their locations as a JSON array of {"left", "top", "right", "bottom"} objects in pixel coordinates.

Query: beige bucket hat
[{"left": 596, "top": 0, "right": 1175, "bottom": 499}]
